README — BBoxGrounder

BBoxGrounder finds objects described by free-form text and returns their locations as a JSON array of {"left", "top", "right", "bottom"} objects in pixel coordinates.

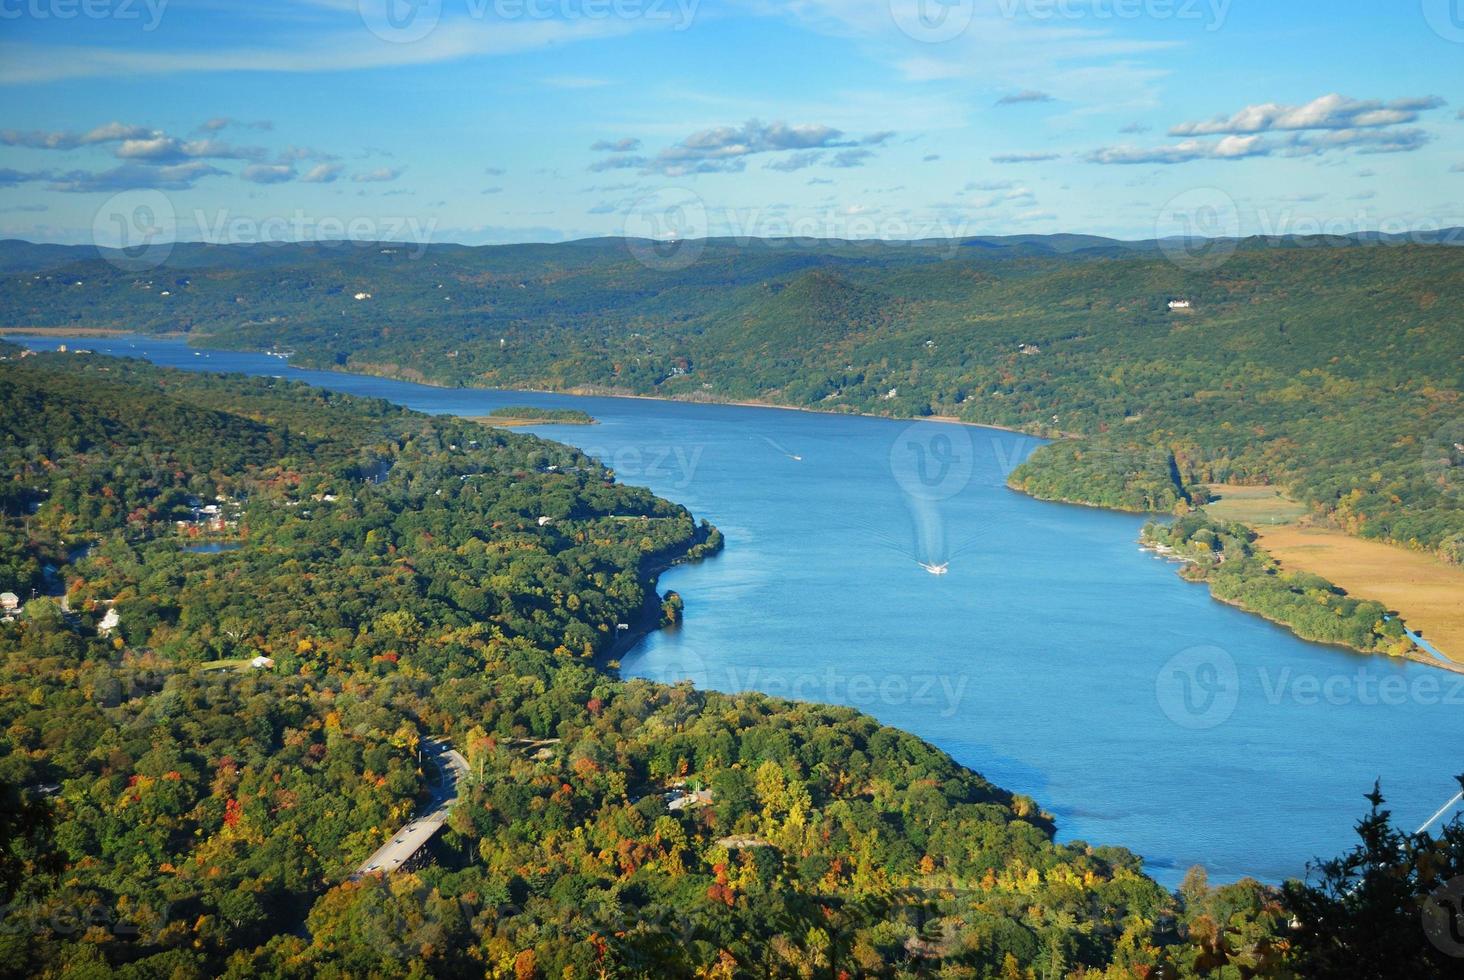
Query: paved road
[{"left": 351, "top": 737, "right": 469, "bottom": 879}]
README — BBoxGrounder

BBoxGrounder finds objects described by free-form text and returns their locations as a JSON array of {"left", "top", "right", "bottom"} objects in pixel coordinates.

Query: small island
[{"left": 472, "top": 405, "right": 598, "bottom": 426}]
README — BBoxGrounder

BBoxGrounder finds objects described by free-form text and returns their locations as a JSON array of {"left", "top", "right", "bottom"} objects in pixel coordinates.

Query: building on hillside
[
  {"left": 0, "top": 592, "right": 19, "bottom": 614},
  {"left": 1168, "top": 299, "right": 1192, "bottom": 310},
  {"left": 98, "top": 608, "right": 120, "bottom": 637},
  {"left": 667, "top": 788, "right": 714, "bottom": 812},
  {"left": 251, "top": 656, "right": 275, "bottom": 670}
]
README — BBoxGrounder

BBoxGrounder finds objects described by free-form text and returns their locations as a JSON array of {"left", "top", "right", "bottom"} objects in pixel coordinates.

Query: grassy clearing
[
  {"left": 1201, "top": 484, "right": 1310, "bottom": 525},
  {"left": 197, "top": 659, "right": 255, "bottom": 673},
  {"left": 1254, "top": 523, "right": 1464, "bottom": 664}
]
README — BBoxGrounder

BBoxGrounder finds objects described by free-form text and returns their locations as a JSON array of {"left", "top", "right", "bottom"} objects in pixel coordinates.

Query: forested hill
[
  {"left": 3, "top": 350, "right": 1294, "bottom": 977},
  {"left": 5, "top": 341, "right": 1464, "bottom": 976},
  {"left": 1, "top": 234, "right": 1461, "bottom": 564}
]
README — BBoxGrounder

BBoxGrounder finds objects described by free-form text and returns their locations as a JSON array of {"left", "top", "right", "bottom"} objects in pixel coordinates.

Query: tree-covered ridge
[
  {"left": 2, "top": 236, "right": 1458, "bottom": 563},
  {"left": 4, "top": 352, "right": 1280, "bottom": 978},
  {"left": 484, "top": 406, "right": 597, "bottom": 425}
]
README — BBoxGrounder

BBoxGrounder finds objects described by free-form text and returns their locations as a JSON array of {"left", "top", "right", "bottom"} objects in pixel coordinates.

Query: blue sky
[{"left": 1, "top": 0, "right": 1460, "bottom": 246}]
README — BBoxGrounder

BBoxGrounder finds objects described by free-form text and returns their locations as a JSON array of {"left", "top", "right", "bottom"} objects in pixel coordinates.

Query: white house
[
  {"left": 0, "top": 592, "right": 18, "bottom": 614},
  {"left": 1168, "top": 299, "right": 1192, "bottom": 310},
  {"left": 98, "top": 608, "right": 120, "bottom": 637},
  {"left": 354, "top": 292, "right": 372, "bottom": 301},
  {"left": 250, "top": 655, "right": 275, "bottom": 670},
  {"left": 537, "top": 516, "right": 553, "bottom": 527}
]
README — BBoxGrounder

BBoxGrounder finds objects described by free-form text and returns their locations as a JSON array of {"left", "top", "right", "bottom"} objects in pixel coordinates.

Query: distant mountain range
[{"left": 2, "top": 227, "right": 1460, "bottom": 274}]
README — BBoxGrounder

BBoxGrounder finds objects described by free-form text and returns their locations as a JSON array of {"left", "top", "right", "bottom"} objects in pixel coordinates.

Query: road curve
[{"left": 351, "top": 737, "right": 469, "bottom": 879}]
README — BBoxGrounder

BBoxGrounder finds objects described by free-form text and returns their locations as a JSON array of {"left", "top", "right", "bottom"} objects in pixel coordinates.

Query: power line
[{"left": 1414, "top": 789, "right": 1464, "bottom": 837}]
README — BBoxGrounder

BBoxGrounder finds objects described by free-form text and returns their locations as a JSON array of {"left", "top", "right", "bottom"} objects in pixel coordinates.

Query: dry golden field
[{"left": 1204, "top": 484, "right": 1463, "bottom": 664}]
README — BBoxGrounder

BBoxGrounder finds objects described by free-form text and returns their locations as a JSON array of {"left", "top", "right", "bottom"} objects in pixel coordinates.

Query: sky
[{"left": 0, "top": 0, "right": 1461, "bottom": 247}]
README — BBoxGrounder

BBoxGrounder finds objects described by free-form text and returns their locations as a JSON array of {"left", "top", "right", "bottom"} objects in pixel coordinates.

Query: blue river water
[{"left": 15, "top": 334, "right": 1464, "bottom": 889}]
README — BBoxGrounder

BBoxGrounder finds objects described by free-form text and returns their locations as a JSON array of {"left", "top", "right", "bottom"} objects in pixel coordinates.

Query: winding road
[{"left": 351, "top": 737, "right": 469, "bottom": 879}]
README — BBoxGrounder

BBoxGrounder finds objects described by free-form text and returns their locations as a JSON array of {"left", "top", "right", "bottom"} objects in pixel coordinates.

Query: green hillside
[
  {"left": 1, "top": 236, "right": 1460, "bottom": 564},
  {"left": 0, "top": 351, "right": 1286, "bottom": 976}
]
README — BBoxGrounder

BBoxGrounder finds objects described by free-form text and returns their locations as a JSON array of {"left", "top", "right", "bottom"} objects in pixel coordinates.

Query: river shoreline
[
  {"left": 13, "top": 331, "right": 1461, "bottom": 889},
  {"left": 12, "top": 331, "right": 1454, "bottom": 677},
  {"left": 601, "top": 522, "right": 724, "bottom": 669},
  {"left": 168, "top": 337, "right": 1063, "bottom": 441}
]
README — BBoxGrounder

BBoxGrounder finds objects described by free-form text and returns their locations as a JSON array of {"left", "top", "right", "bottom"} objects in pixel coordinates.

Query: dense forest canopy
[
  {"left": 0, "top": 351, "right": 1247, "bottom": 977},
  {"left": 2, "top": 234, "right": 1459, "bottom": 566},
  {"left": 1, "top": 348, "right": 1461, "bottom": 976}
]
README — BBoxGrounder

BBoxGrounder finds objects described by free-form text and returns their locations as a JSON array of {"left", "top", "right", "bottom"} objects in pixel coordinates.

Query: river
[{"left": 15, "top": 333, "right": 1464, "bottom": 889}]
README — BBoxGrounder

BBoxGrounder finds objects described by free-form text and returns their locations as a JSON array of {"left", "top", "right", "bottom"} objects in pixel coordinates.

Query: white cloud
[
  {"left": 991, "top": 152, "right": 1061, "bottom": 164},
  {"left": 352, "top": 166, "right": 404, "bottom": 182},
  {"left": 278, "top": 145, "right": 338, "bottom": 162},
  {"left": 1, "top": 122, "right": 154, "bottom": 150},
  {"left": 829, "top": 148, "right": 873, "bottom": 168},
  {"left": 1170, "top": 94, "right": 1444, "bottom": 136},
  {"left": 300, "top": 162, "right": 344, "bottom": 183},
  {"left": 996, "top": 90, "right": 1053, "bottom": 106},
  {"left": 0, "top": 168, "right": 50, "bottom": 187},
  {"left": 592, "top": 119, "right": 889, "bottom": 177},
  {"left": 197, "top": 117, "right": 273, "bottom": 133},
  {"left": 1086, "top": 134, "right": 1266, "bottom": 165},
  {"left": 1279, "top": 127, "right": 1430, "bottom": 156},
  {"left": 46, "top": 161, "right": 226, "bottom": 192},
  {"left": 0, "top": 17, "right": 642, "bottom": 84},
  {"left": 1089, "top": 96, "right": 1440, "bottom": 165},
  {"left": 765, "top": 151, "right": 824, "bottom": 172},
  {"left": 114, "top": 136, "right": 269, "bottom": 163},
  {"left": 241, "top": 163, "right": 296, "bottom": 183},
  {"left": 590, "top": 138, "right": 641, "bottom": 153},
  {"left": 588, "top": 155, "right": 646, "bottom": 173}
]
